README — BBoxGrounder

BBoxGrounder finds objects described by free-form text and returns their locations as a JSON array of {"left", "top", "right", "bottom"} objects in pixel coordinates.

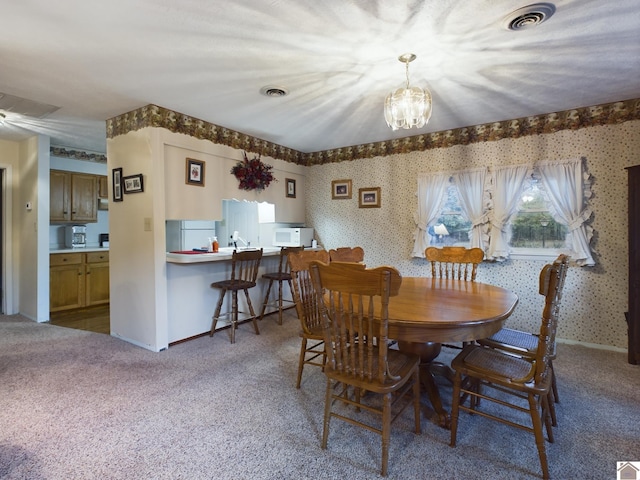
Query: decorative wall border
[
  {"left": 50, "top": 146, "right": 107, "bottom": 163},
  {"left": 106, "top": 99, "right": 640, "bottom": 166}
]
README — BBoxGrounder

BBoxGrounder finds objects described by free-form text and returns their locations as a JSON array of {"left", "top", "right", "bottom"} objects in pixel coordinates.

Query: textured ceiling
[{"left": 1, "top": 0, "right": 639, "bottom": 154}]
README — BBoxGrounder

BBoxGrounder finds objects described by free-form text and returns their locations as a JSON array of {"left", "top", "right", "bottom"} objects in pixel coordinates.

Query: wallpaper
[{"left": 305, "top": 121, "right": 639, "bottom": 350}]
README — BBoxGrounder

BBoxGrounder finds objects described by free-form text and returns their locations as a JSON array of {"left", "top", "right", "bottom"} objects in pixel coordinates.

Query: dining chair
[
  {"left": 210, "top": 248, "right": 263, "bottom": 344},
  {"left": 309, "top": 261, "right": 421, "bottom": 477},
  {"left": 477, "top": 254, "right": 569, "bottom": 424},
  {"left": 449, "top": 259, "right": 564, "bottom": 480},
  {"left": 259, "top": 246, "right": 304, "bottom": 325},
  {"left": 328, "top": 246, "right": 364, "bottom": 263},
  {"left": 425, "top": 246, "right": 484, "bottom": 281},
  {"left": 288, "top": 249, "right": 330, "bottom": 388}
]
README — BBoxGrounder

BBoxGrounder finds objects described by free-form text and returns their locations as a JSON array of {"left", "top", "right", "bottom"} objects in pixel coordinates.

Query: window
[
  {"left": 509, "top": 174, "right": 568, "bottom": 255},
  {"left": 429, "top": 181, "right": 472, "bottom": 247}
]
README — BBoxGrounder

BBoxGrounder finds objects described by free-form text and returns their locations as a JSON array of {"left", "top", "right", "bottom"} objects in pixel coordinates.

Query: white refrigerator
[{"left": 166, "top": 220, "right": 216, "bottom": 252}]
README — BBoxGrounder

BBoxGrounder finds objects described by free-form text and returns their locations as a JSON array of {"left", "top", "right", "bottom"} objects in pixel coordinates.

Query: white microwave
[{"left": 273, "top": 227, "right": 314, "bottom": 247}]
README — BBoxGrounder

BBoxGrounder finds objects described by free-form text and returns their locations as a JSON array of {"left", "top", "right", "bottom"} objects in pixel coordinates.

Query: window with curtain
[{"left": 414, "top": 158, "right": 594, "bottom": 265}]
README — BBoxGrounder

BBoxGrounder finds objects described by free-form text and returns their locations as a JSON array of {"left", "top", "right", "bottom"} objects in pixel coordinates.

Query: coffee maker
[{"left": 65, "top": 225, "right": 87, "bottom": 248}]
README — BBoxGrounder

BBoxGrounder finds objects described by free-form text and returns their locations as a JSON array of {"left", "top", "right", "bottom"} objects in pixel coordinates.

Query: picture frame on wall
[
  {"left": 112, "top": 167, "right": 123, "bottom": 202},
  {"left": 331, "top": 179, "right": 352, "bottom": 199},
  {"left": 358, "top": 187, "right": 381, "bottom": 208},
  {"left": 186, "top": 158, "right": 205, "bottom": 186},
  {"left": 123, "top": 174, "right": 144, "bottom": 194},
  {"left": 286, "top": 178, "right": 296, "bottom": 198}
]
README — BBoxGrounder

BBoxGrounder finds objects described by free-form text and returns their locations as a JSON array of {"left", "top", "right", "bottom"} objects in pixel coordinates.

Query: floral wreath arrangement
[{"left": 231, "top": 152, "right": 276, "bottom": 191}]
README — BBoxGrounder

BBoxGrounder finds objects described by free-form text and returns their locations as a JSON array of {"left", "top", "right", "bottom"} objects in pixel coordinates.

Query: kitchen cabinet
[
  {"left": 98, "top": 175, "right": 108, "bottom": 199},
  {"left": 50, "top": 251, "right": 109, "bottom": 312},
  {"left": 50, "top": 170, "right": 98, "bottom": 223}
]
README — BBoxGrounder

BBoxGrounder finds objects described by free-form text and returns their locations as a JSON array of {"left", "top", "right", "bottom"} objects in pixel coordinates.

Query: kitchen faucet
[{"left": 232, "top": 231, "right": 250, "bottom": 249}]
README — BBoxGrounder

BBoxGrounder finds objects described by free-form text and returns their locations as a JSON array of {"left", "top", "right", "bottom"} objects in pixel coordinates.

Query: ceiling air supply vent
[
  {"left": 503, "top": 3, "right": 556, "bottom": 31},
  {"left": 260, "top": 86, "right": 289, "bottom": 97}
]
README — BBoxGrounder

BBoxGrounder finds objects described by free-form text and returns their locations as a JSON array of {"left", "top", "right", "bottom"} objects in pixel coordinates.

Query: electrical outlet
[{"left": 25, "top": 202, "right": 32, "bottom": 210}]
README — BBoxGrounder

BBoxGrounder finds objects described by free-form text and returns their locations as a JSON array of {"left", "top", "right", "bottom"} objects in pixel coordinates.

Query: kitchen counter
[
  {"left": 50, "top": 247, "right": 110, "bottom": 254},
  {"left": 166, "top": 246, "right": 283, "bottom": 264}
]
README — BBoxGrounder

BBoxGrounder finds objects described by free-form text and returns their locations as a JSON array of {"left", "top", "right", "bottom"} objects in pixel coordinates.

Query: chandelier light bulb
[{"left": 384, "top": 54, "right": 432, "bottom": 130}]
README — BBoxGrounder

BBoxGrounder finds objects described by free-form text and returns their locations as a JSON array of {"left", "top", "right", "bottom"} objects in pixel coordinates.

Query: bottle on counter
[{"left": 212, "top": 236, "right": 219, "bottom": 253}]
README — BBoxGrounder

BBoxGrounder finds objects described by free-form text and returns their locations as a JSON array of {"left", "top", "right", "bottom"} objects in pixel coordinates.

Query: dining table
[{"left": 377, "top": 276, "right": 519, "bottom": 428}]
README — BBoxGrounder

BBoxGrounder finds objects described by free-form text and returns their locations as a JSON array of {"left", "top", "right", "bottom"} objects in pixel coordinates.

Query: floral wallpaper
[{"left": 305, "top": 121, "right": 639, "bottom": 350}]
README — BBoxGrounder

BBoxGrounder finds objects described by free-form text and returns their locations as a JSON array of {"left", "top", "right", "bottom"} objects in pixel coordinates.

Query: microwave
[{"left": 273, "top": 227, "right": 314, "bottom": 247}]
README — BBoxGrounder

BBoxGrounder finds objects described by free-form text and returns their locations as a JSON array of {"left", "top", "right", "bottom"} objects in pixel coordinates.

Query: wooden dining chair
[
  {"left": 477, "top": 254, "right": 569, "bottom": 424},
  {"left": 259, "top": 246, "right": 304, "bottom": 325},
  {"left": 425, "top": 246, "right": 484, "bottom": 281},
  {"left": 328, "top": 246, "right": 364, "bottom": 263},
  {"left": 309, "top": 261, "right": 421, "bottom": 477},
  {"left": 449, "top": 259, "right": 564, "bottom": 480},
  {"left": 288, "top": 249, "right": 330, "bottom": 389},
  {"left": 210, "top": 248, "right": 263, "bottom": 344}
]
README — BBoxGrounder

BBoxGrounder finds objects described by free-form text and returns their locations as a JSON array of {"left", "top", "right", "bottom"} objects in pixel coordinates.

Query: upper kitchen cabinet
[{"left": 50, "top": 170, "right": 98, "bottom": 223}]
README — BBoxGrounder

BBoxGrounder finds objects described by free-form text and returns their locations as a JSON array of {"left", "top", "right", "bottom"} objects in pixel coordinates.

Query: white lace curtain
[
  {"left": 416, "top": 159, "right": 595, "bottom": 265},
  {"left": 452, "top": 168, "right": 488, "bottom": 250},
  {"left": 411, "top": 172, "right": 449, "bottom": 257},
  {"left": 537, "top": 158, "right": 594, "bottom": 266}
]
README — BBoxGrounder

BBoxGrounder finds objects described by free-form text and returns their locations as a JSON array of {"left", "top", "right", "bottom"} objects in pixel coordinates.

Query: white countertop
[
  {"left": 166, "top": 246, "right": 284, "bottom": 264},
  {"left": 50, "top": 247, "right": 110, "bottom": 254}
]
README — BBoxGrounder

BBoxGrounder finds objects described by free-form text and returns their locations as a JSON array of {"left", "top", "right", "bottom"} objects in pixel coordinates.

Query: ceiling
[{"left": 1, "top": 0, "right": 639, "bottom": 155}]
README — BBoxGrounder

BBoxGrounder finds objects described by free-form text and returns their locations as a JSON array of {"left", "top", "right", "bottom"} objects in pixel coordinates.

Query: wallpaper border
[{"left": 106, "top": 99, "right": 640, "bottom": 166}]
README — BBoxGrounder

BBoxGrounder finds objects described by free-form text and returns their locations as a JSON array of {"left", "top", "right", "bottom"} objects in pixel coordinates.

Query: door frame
[{"left": 1, "top": 164, "right": 15, "bottom": 315}]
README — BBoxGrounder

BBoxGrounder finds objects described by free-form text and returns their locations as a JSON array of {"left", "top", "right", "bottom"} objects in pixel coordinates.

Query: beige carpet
[{"left": 1, "top": 312, "right": 638, "bottom": 479}]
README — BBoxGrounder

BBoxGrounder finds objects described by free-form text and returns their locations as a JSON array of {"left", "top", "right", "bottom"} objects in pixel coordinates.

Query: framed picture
[
  {"left": 331, "top": 179, "right": 352, "bottom": 199},
  {"left": 123, "top": 174, "right": 144, "bottom": 194},
  {"left": 358, "top": 187, "right": 381, "bottom": 208},
  {"left": 186, "top": 158, "right": 205, "bottom": 186},
  {"left": 112, "top": 167, "right": 123, "bottom": 202},
  {"left": 286, "top": 178, "right": 296, "bottom": 198}
]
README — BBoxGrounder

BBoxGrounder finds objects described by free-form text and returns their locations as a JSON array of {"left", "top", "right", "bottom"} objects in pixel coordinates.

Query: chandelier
[{"left": 384, "top": 53, "right": 432, "bottom": 130}]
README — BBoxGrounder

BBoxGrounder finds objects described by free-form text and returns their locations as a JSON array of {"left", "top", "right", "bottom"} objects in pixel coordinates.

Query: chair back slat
[
  {"left": 329, "top": 246, "right": 365, "bottom": 263},
  {"left": 310, "top": 261, "right": 401, "bottom": 383},
  {"left": 425, "top": 246, "right": 484, "bottom": 281},
  {"left": 231, "top": 249, "right": 263, "bottom": 283},
  {"left": 288, "top": 250, "right": 330, "bottom": 335}
]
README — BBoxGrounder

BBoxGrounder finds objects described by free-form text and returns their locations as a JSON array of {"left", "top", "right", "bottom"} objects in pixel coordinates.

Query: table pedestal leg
[{"left": 398, "top": 340, "right": 451, "bottom": 429}]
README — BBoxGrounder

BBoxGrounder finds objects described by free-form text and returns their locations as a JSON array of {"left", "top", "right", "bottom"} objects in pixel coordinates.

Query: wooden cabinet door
[
  {"left": 98, "top": 175, "right": 109, "bottom": 199},
  {"left": 50, "top": 253, "right": 85, "bottom": 311},
  {"left": 50, "top": 170, "right": 71, "bottom": 222},
  {"left": 85, "top": 252, "right": 110, "bottom": 306},
  {"left": 71, "top": 174, "right": 97, "bottom": 222}
]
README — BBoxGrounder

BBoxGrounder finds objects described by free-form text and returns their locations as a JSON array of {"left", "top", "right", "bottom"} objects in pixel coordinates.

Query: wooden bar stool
[
  {"left": 210, "top": 248, "right": 263, "bottom": 344},
  {"left": 259, "top": 246, "right": 303, "bottom": 325}
]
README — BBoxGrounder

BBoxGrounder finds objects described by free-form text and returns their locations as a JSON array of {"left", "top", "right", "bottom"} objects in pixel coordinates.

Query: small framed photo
[
  {"left": 358, "top": 187, "right": 381, "bottom": 208},
  {"left": 286, "top": 178, "right": 296, "bottom": 198},
  {"left": 331, "top": 179, "right": 352, "bottom": 199},
  {"left": 186, "top": 158, "right": 205, "bottom": 186},
  {"left": 123, "top": 174, "right": 144, "bottom": 194},
  {"left": 112, "top": 167, "right": 123, "bottom": 202}
]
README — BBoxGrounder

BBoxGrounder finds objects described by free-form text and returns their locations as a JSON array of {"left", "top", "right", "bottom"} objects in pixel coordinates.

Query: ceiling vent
[
  {"left": 260, "top": 86, "right": 289, "bottom": 97},
  {"left": 0, "top": 92, "right": 60, "bottom": 118},
  {"left": 503, "top": 3, "right": 556, "bottom": 31}
]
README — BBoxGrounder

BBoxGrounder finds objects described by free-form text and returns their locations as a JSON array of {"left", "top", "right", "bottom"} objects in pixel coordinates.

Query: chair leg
[
  {"left": 321, "top": 378, "right": 333, "bottom": 450},
  {"left": 296, "top": 338, "right": 308, "bottom": 389},
  {"left": 259, "top": 279, "right": 274, "bottom": 320},
  {"left": 230, "top": 289, "right": 238, "bottom": 344},
  {"left": 550, "top": 362, "right": 560, "bottom": 403},
  {"left": 529, "top": 393, "right": 551, "bottom": 480},
  {"left": 243, "top": 288, "right": 260, "bottom": 336},
  {"left": 381, "top": 393, "right": 391, "bottom": 477},
  {"left": 449, "top": 372, "right": 462, "bottom": 447},
  {"left": 276, "top": 279, "right": 284, "bottom": 325},
  {"left": 412, "top": 369, "right": 422, "bottom": 434},
  {"left": 210, "top": 288, "right": 226, "bottom": 337}
]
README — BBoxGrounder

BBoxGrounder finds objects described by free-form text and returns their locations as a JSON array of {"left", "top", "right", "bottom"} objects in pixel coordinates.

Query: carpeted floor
[{"left": 1, "top": 311, "right": 638, "bottom": 479}]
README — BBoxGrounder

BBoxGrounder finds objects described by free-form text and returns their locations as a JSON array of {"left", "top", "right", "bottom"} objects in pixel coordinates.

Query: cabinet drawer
[
  {"left": 86, "top": 251, "right": 109, "bottom": 263},
  {"left": 50, "top": 253, "right": 83, "bottom": 266}
]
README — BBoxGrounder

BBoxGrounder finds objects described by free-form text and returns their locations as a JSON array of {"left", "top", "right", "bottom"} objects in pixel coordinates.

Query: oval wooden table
[{"left": 378, "top": 277, "right": 519, "bottom": 428}]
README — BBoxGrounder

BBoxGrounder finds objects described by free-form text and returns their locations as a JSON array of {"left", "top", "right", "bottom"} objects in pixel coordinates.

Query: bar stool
[
  {"left": 210, "top": 248, "right": 263, "bottom": 344},
  {"left": 259, "top": 246, "right": 303, "bottom": 325}
]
